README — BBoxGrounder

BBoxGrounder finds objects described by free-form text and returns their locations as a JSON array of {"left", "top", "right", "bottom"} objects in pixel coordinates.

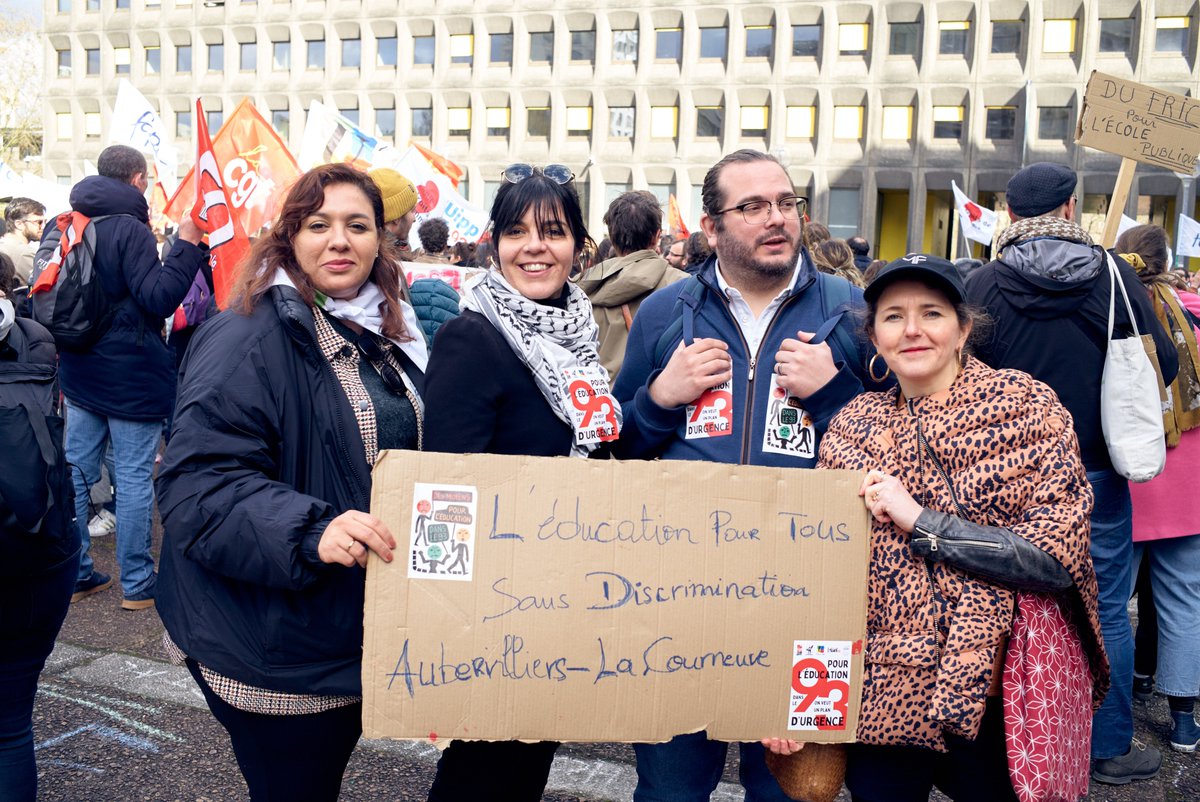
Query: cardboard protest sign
[
  {"left": 363, "top": 451, "right": 870, "bottom": 743},
  {"left": 1076, "top": 71, "right": 1200, "bottom": 174}
]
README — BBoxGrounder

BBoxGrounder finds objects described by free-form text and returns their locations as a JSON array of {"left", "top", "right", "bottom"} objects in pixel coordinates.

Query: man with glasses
[
  {"left": 2, "top": 198, "right": 47, "bottom": 286},
  {"left": 612, "top": 149, "right": 886, "bottom": 802}
]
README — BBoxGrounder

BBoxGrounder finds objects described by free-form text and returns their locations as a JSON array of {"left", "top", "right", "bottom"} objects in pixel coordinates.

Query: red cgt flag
[{"left": 190, "top": 99, "right": 251, "bottom": 309}]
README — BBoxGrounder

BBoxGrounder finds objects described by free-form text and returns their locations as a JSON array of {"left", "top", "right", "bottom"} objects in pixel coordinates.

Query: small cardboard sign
[
  {"left": 1076, "top": 71, "right": 1200, "bottom": 173},
  {"left": 363, "top": 451, "right": 870, "bottom": 743}
]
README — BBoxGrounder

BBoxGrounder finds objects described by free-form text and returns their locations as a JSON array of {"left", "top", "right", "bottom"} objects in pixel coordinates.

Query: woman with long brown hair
[{"left": 156, "top": 163, "right": 425, "bottom": 800}]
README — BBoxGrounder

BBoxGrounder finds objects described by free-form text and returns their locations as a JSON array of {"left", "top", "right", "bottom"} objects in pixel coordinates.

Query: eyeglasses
[
  {"left": 501, "top": 163, "right": 576, "bottom": 185},
  {"left": 22, "top": 218, "right": 45, "bottom": 228},
  {"left": 355, "top": 335, "right": 407, "bottom": 397},
  {"left": 713, "top": 196, "right": 807, "bottom": 225}
]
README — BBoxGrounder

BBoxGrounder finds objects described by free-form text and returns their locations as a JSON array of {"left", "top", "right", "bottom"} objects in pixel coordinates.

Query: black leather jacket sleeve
[{"left": 910, "top": 508, "right": 1073, "bottom": 593}]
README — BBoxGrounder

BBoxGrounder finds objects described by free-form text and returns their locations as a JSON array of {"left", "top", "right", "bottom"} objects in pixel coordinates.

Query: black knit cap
[
  {"left": 864, "top": 253, "right": 966, "bottom": 305},
  {"left": 1005, "top": 162, "right": 1077, "bottom": 218}
]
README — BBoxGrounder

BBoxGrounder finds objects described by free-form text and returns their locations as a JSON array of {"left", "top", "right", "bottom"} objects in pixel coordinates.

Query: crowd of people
[{"left": 1, "top": 144, "right": 1198, "bottom": 802}]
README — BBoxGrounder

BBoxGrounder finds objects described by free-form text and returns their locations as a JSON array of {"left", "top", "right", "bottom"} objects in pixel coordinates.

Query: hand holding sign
[{"left": 650, "top": 338, "right": 733, "bottom": 409}]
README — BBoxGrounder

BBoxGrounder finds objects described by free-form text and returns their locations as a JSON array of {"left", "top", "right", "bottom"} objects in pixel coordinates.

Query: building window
[
  {"left": 740, "top": 106, "right": 768, "bottom": 137},
  {"left": 342, "top": 37, "right": 361, "bottom": 68},
  {"left": 1156, "top": 17, "right": 1190, "bottom": 53},
  {"left": 889, "top": 22, "right": 920, "bottom": 55},
  {"left": 612, "top": 29, "right": 638, "bottom": 63},
  {"left": 745, "top": 26, "right": 773, "bottom": 58},
  {"left": 491, "top": 32, "right": 513, "bottom": 64},
  {"left": 792, "top": 24, "right": 820, "bottom": 57},
  {"left": 56, "top": 112, "right": 72, "bottom": 140},
  {"left": 87, "top": 0, "right": 99, "bottom": 9},
  {"left": 176, "top": 44, "right": 191, "bottom": 72},
  {"left": 449, "top": 34, "right": 472, "bottom": 65},
  {"left": 58, "top": 0, "right": 69, "bottom": 11},
  {"left": 1039, "top": 106, "right": 1072, "bottom": 140},
  {"left": 696, "top": 106, "right": 723, "bottom": 138},
  {"left": 411, "top": 107, "right": 432, "bottom": 137},
  {"left": 566, "top": 106, "right": 592, "bottom": 134},
  {"left": 85, "top": 111, "right": 101, "bottom": 137},
  {"left": 272, "top": 107, "right": 289, "bottom": 139},
  {"left": 57, "top": 49, "right": 71, "bottom": 77},
  {"left": 1099, "top": 19, "right": 1134, "bottom": 53},
  {"left": 650, "top": 106, "right": 678, "bottom": 138},
  {"left": 932, "top": 105, "right": 964, "bottom": 139},
  {"left": 375, "top": 108, "right": 395, "bottom": 140},
  {"left": 986, "top": 106, "right": 1016, "bottom": 139},
  {"left": 527, "top": 107, "right": 550, "bottom": 137},
  {"left": 240, "top": 41, "right": 256, "bottom": 71},
  {"left": 86, "top": 48, "right": 100, "bottom": 74},
  {"left": 486, "top": 107, "right": 510, "bottom": 136},
  {"left": 828, "top": 187, "right": 861, "bottom": 240},
  {"left": 1042, "top": 19, "right": 1076, "bottom": 53},
  {"left": 448, "top": 108, "right": 470, "bottom": 136},
  {"left": 938, "top": 21, "right": 970, "bottom": 55},
  {"left": 114, "top": 47, "right": 131, "bottom": 74},
  {"left": 656, "top": 27, "right": 683, "bottom": 60},
  {"left": 339, "top": 107, "right": 359, "bottom": 126},
  {"left": 833, "top": 105, "right": 863, "bottom": 139},
  {"left": 530, "top": 31, "right": 554, "bottom": 64},
  {"left": 991, "top": 21, "right": 1021, "bottom": 53},
  {"left": 208, "top": 42, "right": 223, "bottom": 71},
  {"left": 377, "top": 36, "right": 397, "bottom": 67},
  {"left": 207, "top": 110, "right": 223, "bottom": 132},
  {"left": 176, "top": 108, "right": 191, "bottom": 139},
  {"left": 146, "top": 46, "right": 160, "bottom": 74},
  {"left": 786, "top": 106, "right": 815, "bottom": 138},
  {"left": 881, "top": 106, "right": 912, "bottom": 140},
  {"left": 413, "top": 35, "right": 434, "bottom": 65},
  {"left": 272, "top": 41, "right": 289, "bottom": 70},
  {"left": 571, "top": 30, "right": 596, "bottom": 62},
  {"left": 117, "top": 0, "right": 129, "bottom": 7},
  {"left": 609, "top": 106, "right": 634, "bottom": 138},
  {"left": 306, "top": 38, "right": 324, "bottom": 69},
  {"left": 699, "top": 27, "right": 727, "bottom": 59},
  {"left": 838, "top": 23, "right": 869, "bottom": 55}
]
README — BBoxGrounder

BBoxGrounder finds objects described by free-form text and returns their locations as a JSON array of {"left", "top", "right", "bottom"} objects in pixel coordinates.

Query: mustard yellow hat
[{"left": 369, "top": 168, "right": 418, "bottom": 222}]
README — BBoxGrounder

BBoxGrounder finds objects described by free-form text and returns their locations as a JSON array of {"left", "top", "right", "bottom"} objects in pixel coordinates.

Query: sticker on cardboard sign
[
  {"left": 563, "top": 365, "right": 620, "bottom": 446},
  {"left": 408, "top": 483, "right": 477, "bottom": 581},
  {"left": 762, "top": 375, "right": 815, "bottom": 458},
  {"left": 788, "top": 640, "right": 852, "bottom": 731},
  {"left": 685, "top": 378, "right": 734, "bottom": 439}
]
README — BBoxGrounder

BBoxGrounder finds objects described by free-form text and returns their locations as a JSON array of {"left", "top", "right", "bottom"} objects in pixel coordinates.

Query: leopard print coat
[{"left": 819, "top": 357, "right": 1109, "bottom": 751}]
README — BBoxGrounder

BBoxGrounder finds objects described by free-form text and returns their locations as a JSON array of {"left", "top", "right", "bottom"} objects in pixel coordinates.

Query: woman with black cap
[{"left": 765, "top": 254, "right": 1108, "bottom": 801}]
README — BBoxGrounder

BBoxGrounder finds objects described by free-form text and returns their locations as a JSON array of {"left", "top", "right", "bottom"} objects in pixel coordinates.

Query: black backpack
[
  {"left": 29, "top": 211, "right": 128, "bottom": 352},
  {"left": 0, "top": 314, "right": 75, "bottom": 544}
]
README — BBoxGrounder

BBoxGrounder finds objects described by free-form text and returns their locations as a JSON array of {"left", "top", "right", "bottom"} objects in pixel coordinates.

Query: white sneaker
[{"left": 87, "top": 509, "right": 116, "bottom": 538}]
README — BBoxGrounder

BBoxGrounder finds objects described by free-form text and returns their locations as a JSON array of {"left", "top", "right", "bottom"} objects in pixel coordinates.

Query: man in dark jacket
[
  {"left": 613, "top": 150, "right": 887, "bottom": 801},
  {"left": 54, "top": 145, "right": 204, "bottom": 609},
  {"left": 847, "top": 235, "right": 872, "bottom": 271},
  {"left": 965, "top": 162, "right": 1178, "bottom": 786}
]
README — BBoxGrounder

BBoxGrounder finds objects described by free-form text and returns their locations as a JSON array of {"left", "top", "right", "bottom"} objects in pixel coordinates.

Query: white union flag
[{"left": 951, "top": 180, "right": 997, "bottom": 247}]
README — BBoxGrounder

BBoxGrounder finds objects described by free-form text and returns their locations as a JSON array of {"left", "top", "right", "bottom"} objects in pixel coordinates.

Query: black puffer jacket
[
  {"left": 53, "top": 175, "right": 206, "bottom": 421},
  {"left": 156, "top": 286, "right": 373, "bottom": 696}
]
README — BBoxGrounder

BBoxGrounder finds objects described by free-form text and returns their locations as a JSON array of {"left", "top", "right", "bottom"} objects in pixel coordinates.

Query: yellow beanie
[{"left": 370, "top": 168, "right": 418, "bottom": 222}]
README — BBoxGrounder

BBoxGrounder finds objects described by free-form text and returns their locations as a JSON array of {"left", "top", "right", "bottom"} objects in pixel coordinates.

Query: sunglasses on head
[{"left": 501, "top": 163, "right": 575, "bottom": 185}]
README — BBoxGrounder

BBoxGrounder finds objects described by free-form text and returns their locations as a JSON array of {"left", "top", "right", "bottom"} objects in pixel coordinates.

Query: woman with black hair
[{"left": 422, "top": 163, "right": 616, "bottom": 800}]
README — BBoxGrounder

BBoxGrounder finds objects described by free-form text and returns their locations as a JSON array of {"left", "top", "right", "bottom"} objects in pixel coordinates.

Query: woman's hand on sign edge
[
  {"left": 648, "top": 338, "right": 732, "bottom": 409},
  {"left": 859, "top": 470, "right": 923, "bottom": 533},
  {"left": 760, "top": 737, "right": 804, "bottom": 755},
  {"left": 317, "top": 510, "right": 396, "bottom": 568}
]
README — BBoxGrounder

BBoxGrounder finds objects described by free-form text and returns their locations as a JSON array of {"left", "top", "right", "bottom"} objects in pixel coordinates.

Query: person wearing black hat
[
  {"left": 768, "top": 253, "right": 1108, "bottom": 802},
  {"left": 965, "top": 162, "right": 1178, "bottom": 785}
]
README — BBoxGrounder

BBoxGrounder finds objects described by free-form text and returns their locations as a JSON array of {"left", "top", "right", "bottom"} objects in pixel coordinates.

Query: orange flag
[
  {"left": 164, "top": 98, "right": 300, "bottom": 238},
  {"left": 189, "top": 99, "right": 251, "bottom": 309},
  {"left": 668, "top": 194, "right": 690, "bottom": 238},
  {"left": 410, "top": 141, "right": 464, "bottom": 187}
]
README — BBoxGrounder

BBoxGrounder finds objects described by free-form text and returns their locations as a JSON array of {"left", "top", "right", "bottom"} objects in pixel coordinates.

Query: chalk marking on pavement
[
  {"left": 39, "top": 759, "right": 104, "bottom": 775},
  {"left": 38, "top": 686, "right": 183, "bottom": 743},
  {"left": 36, "top": 722, "right": 161, "bottom": 754}
]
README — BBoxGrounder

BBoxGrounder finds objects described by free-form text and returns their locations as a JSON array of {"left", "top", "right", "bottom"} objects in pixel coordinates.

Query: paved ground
[{"left": 32, "top": 510, "right": 1199, "bottom": 801}]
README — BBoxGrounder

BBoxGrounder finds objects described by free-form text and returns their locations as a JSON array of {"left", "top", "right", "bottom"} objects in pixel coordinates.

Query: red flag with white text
[{"left": 190, "top": 99, "right": 251, "bottom": 309}]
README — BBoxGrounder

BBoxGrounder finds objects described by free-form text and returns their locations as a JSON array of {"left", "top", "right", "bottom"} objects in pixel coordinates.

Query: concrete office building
[{"left": 42, "top": 0, "right": 1200, "bottom": 259}]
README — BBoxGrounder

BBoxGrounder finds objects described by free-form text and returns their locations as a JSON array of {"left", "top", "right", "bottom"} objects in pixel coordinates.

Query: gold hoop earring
[{"left": 868, "top": 353, "right": 891, "bottom": 383}]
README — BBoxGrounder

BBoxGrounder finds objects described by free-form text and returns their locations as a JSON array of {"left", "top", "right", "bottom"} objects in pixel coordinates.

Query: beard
[{"left": 713, "top": 224, "right": 800, "bottom": 281}]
